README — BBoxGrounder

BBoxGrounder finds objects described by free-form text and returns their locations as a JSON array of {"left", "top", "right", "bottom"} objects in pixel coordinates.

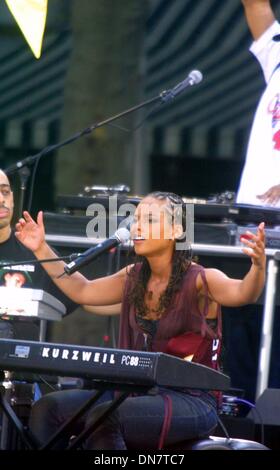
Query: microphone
[
  {"left": 64, "top": 227, "right": 130, "bottom": 275},
  {"left": 161, "top": 70, "right": 203, "bottom": 103}
]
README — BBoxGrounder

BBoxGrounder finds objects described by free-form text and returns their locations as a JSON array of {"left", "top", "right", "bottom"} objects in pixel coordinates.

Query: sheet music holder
[{"left": 0, "top": 287, "right": 65, "bottom": 321}]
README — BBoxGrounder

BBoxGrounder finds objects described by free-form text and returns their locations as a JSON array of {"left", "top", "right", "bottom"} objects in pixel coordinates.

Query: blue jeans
[{"left": 29, "top": 388, "right": 218, "bottom": 450}]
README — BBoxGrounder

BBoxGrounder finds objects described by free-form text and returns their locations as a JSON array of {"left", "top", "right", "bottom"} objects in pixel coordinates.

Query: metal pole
[
  {"left": 39, "top": 320, "right": 47, "bottom": 342},
  {"left": 255, "top": 254, "right": 279, "bottom": 400}
]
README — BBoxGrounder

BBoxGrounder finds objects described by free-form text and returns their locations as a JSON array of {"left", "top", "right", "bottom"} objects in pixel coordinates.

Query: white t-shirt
[{"left": 236, "top": 21, "right": 280, "bottom": 207}]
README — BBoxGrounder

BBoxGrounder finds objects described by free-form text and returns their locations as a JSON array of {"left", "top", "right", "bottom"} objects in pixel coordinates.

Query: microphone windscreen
[
  {"left": 115, "top": 227, "right": 131, "bottom": 243},
  {"left": 189, "top": 70, "right": 203, "bottom": 85}
]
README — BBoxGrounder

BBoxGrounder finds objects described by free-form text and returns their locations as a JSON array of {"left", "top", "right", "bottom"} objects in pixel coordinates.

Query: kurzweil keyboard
[{"left": 0, "top": 339, "right": 230, "bottom": 391}]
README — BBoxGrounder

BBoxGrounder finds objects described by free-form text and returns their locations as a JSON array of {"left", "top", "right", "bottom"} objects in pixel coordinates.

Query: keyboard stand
[
  {"left": 0, "top": 385, "right": 38, "bottom": 450},
  {"left": 0, "top": 380, "right": 153, "bottom": 450},
  {"left": 41, "top": 383, "right": 153, "bottom": 450}
]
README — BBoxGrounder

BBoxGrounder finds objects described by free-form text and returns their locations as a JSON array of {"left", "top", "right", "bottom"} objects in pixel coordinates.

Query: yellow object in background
[{"left": 5, "top": 0, "right": 48, "bottom": 58}]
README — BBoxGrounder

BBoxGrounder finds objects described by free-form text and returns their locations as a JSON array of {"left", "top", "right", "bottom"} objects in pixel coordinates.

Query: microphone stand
[
  {"left": 4, "top": 93, "right": 166, "bottom": 179},
  {"left": 17, "top": 167, "right": 31, "bottom": 219},
  {"left": 4, "top": 73, "right": 197, "bottom": 210}
]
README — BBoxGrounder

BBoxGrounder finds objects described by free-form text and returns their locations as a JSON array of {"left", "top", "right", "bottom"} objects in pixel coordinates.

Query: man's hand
[
  {"left": 15, "top": 211, "right": 46, "bottom": 254},
  {"left": 241, "top": 222, "right": 266, "bottom": 268},
  {"left": 257, "top": 184, "right": 280, "bottom": 205}
]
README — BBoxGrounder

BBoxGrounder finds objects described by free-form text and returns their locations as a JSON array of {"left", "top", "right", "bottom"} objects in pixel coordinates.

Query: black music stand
[{"left": 0, "top": 288, "right": 65, "bottom": 449}]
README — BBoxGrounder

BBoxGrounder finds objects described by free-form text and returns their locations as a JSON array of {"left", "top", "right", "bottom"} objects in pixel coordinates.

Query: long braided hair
[{"left": 128, "top": 191, "right": 192, "bottom": 318}]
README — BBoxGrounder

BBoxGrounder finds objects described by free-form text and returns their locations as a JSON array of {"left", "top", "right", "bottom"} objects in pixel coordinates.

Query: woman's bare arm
[
  {"left": 15, "top": 211, "right": 130, "bottom": 305},
  {"left": 198, "top": 222, "right": 266, "bottom": 306}
]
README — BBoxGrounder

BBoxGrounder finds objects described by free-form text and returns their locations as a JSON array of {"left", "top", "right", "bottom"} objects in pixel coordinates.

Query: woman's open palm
[{"left": 15, "top": 211, "right": 45, "bottom": 253}]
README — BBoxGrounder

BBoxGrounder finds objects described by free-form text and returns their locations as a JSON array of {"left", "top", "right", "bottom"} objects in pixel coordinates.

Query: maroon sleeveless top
[{"left": 118, "top": 263, "right": 222, "bottom": 371}]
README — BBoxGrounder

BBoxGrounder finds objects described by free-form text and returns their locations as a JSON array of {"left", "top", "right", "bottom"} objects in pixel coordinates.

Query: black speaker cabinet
[{"left": 248, "top": 388, "right": 280, "bottom": 426}]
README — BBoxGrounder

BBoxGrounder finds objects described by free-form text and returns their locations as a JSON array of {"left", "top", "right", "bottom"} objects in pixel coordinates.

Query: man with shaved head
[{"left": 228, "top": 0, "right": 280, "bottom": 402}]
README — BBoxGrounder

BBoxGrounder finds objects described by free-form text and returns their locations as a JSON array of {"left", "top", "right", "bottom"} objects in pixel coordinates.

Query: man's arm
[{"left": 242, "top": 0, "right": 275, "bottom": 40}]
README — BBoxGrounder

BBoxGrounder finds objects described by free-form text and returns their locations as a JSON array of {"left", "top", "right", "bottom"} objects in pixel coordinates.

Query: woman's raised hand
[
  {"left": 241, "top": 222, "right": 266, "bottom": 269},
  {"left": 15, "top": 211, "right": 46, "bottom": 254}
]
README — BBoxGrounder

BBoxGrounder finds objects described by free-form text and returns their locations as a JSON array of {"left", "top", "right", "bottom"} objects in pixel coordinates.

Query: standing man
[
  {"left": 228, "top": 0, "right": 280, "bottom": 403},
  {"left": 0, "top": 169, "right": 78, "bottom": 339},
  {"left": 237, "top": 0, "right": 280, "bottom": 206}
]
